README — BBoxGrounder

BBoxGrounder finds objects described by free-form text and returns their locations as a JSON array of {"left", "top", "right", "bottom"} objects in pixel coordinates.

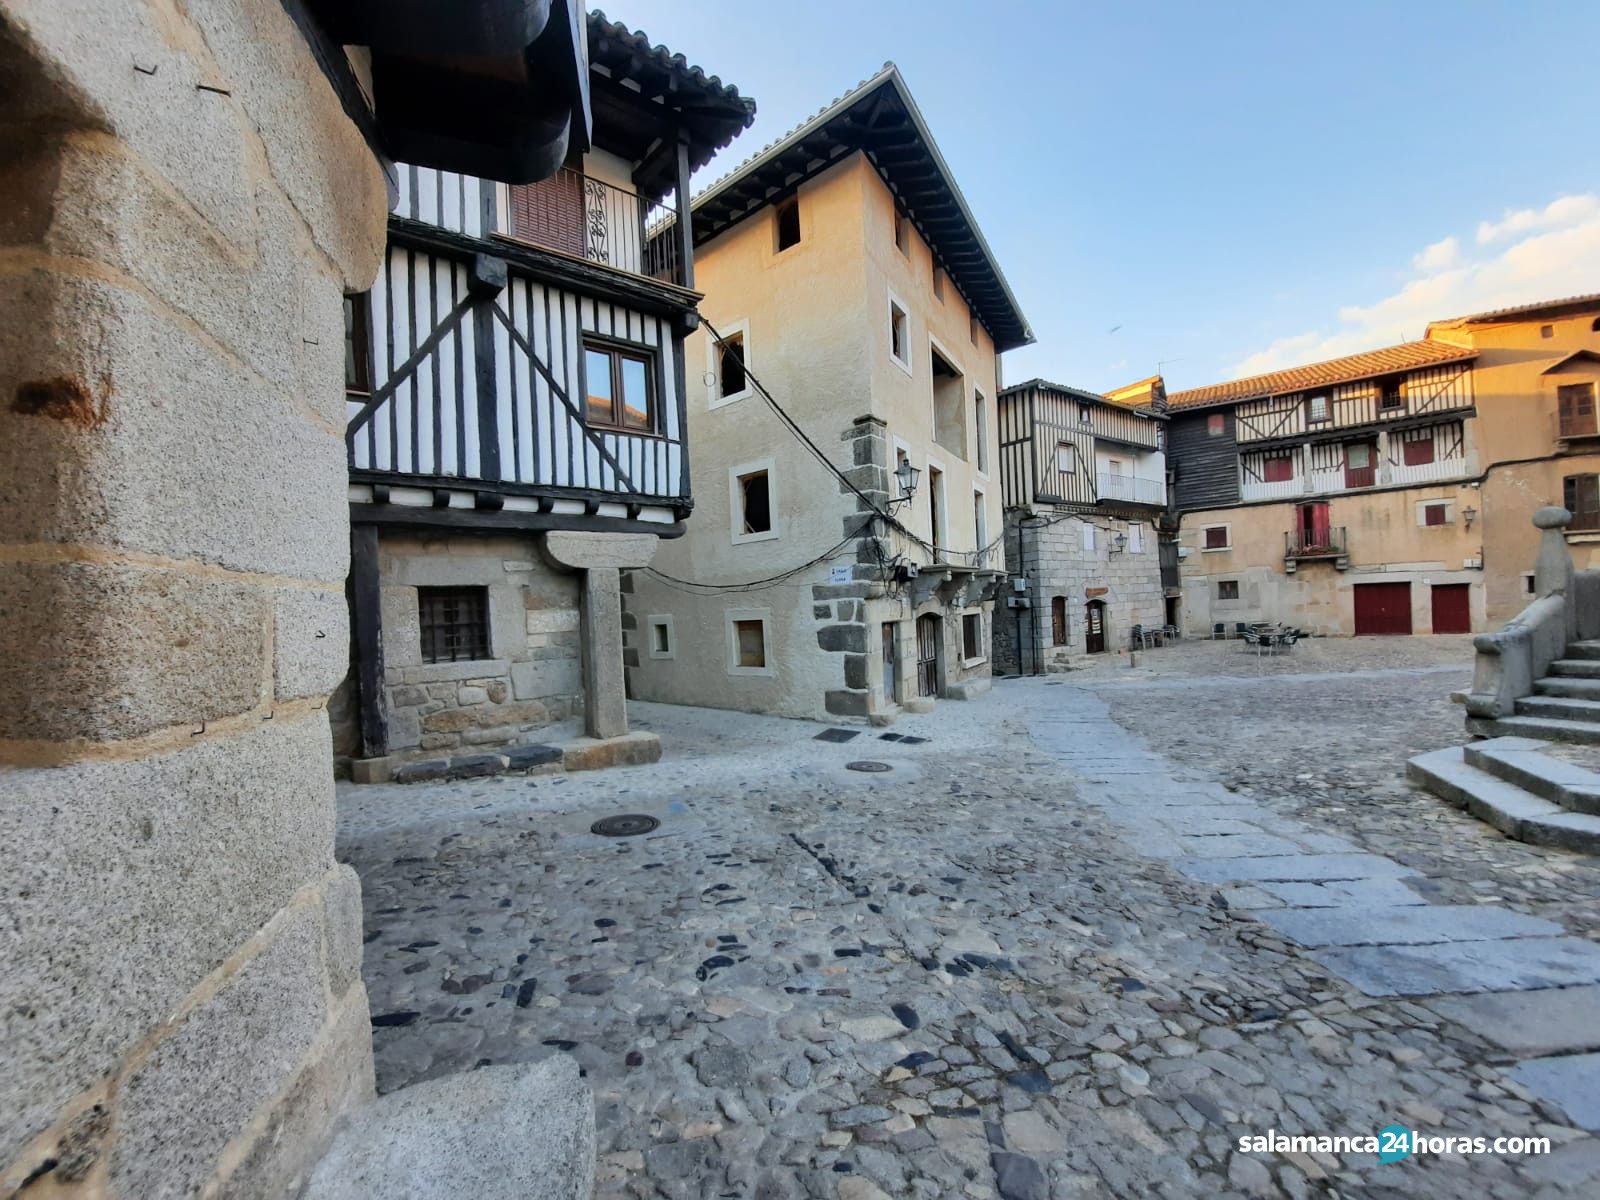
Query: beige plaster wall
[{"left": 0, "top": 1, "right": 385, "bottom": 1194}]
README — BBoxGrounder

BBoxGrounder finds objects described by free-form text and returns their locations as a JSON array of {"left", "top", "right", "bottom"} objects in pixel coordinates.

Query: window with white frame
[
  {"left": 1128, "top": 523, "right": 1143, "bottom": 553},
  {"left": 647, "top": 615, "right": 675, "bottom": 660},
  {"left": 730, "top": 460, "right": 777, "bottom": 543},
  {"left": 1202, "top": 524, "right": 1230, "bottom": 550},
  {"left": 962, "top": 611, "right": 984, "bottom": 662},
  {"left": 1083, "top": 523, "right": 1096, "bottom": 551},
  {"left": 725, "top": 610, "right": 773, "bottom": 675},
  {"left": 974, "top": 390, "right": 989, "bottom": 472},
  {"left": 973, "top": 489, "right": 988, "bottom": 562},
  {"left": 889, "top": 295, "right": 911, "bottom": 370},
  {"left": 709, "top": 324, "right": 751, "bottom": 408},
  {"left": 1055, "top": 441, "right": 1077, "bottom": 473}
]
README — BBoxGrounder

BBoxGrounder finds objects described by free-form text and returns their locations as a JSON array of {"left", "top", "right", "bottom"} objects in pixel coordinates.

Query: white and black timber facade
[{"left": 337, "top": 12, "right": 754, "bottom": 775}]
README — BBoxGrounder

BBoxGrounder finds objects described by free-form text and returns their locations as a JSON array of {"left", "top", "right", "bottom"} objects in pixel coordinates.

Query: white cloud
[{"left": 1227, "top": 192, "right": 1600, "bottom": 378}]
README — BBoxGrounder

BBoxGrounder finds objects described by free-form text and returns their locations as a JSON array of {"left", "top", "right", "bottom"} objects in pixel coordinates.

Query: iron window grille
[{"left": 418, "top": 586, "right": 490, "bottom": 663}]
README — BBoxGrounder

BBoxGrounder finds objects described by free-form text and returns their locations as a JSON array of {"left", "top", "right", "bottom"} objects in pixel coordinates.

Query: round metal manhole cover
[
  {"left": 845, "top": 760, "right": 893, "bottom": 773},
  {"left": 590, "top": 813, "right": 660, "bottom": 837}
]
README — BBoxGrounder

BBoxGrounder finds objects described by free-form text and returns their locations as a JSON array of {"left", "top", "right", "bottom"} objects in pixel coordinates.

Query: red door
[
  {"left": 1344, "top": 443, "right": 1376, "bottom": 489},
  {"left": 1353, "top": 582, "right": 1413, "bottom": 635},
  {"left": 1298, "top": 502, "right": 1331, "bottom": 551},
  {"left": 1430, "top": 584, "right": 1471, "bottom": 634}
]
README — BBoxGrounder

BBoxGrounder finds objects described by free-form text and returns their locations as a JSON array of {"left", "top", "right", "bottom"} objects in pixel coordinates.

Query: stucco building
[
  {"left": 624, "top": 66, "right": 1032, "bottom": 722},
  {"left": 335, "top": 15, "right": 754, "bottom": 779},
  {"left": 1165, "top": 292, "right": 1600, "bottom": 636},
  {"left": 993, "top": 380, "right": 1168, "bottom": 673}
]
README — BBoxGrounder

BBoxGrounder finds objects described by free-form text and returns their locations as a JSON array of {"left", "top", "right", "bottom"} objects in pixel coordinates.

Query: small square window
[
  {"left": 1380, "top": 379, "right": 1406, "bottom": 410},
  {"left": 962, "top": 612, "right": 983, "bottom": 661},
  {"left": 889, "top": 301, "right": 909, "bottom": 365},
  {"left": 584, "top": 340, "right": 655, "bottom": 432},
  {"left": 647, "top": 615, "right": 675, "bottom": 660},
  {"left": 735, "top": 619, "right": 766, "bottom": 668},
  {"left": 1541, "top": 324, "right": 1555, "bottom": 338},
  {"left": 1204, "top": 526, "right": 1229, "bottom": 550},
  {"left": 1423, "top": 503, "right": 1449, "bottom": 527},
  {"left": 1218, "top": 580, "right": 1240, "bottom": 601},
  {"left": 775, "top": 198, "right": 801, "bottom": 252},
  {"left": 894, "top": 209, "right": 910, "bottom": 257},
  {"left": 1263, "top": 455, "right": 1294, "bottom": 482},
  {"left": 1207, "top": 413, "right": 1225, "bottom": 437},
  {"left": 739, "top": 469, "right": 771, "bottom": 535},
  {"left": 1080, "top": 405, "right": 1092, "bottom": 426},
  {"left": 1403, "top": 436, "right": 1435, "bottom": 466},
  {"left": 1055, "top": 442, "right": 1077, "bottom": 473},
  {"left": 344, "top": 293, "right": 372, "bottom": 393},
  {"left": 418, "top": 587, "right": 490, "bottom": 664},
  {"left": 717, "top": 333, "right": 747, "bottom": 399},
  {"left": 1307, "top": 394, "right": 1330, "bottom": 422}
]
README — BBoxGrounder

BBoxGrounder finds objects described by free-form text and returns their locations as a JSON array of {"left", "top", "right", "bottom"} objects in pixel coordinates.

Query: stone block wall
[
  {"left": 336, "top": 530, "right": 585, "bottom": 765},
  {"left": 0, "top": 2, "right": 386, "bottom": 1194}
]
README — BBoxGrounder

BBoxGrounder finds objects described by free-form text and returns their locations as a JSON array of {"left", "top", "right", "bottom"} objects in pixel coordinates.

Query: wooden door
[
  {"left": 1430, "top": 584, "right": 1471, "bottom": 634},
  {"left": 1299, "top": 501, "right": 1330, "bottom": 550},
  {"left": 882, "top": 622, "right": 897, "bottom": 698},
  {"left": 1353, "top": 582, "right": 1412, "bottom": 635},
  {"left": 916, "top": 614, "right": 940, "bottom": 697},
  {"left": 1085, "top": 600, "right": 1106, "bottom": 653},
  {"left": 1344, "top": 442, "right": 1375, "bottom": 489}
]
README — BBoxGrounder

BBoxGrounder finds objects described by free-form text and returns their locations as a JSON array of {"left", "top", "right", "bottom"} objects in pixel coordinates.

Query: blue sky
[{"left": 612, "top": 1, "right": 1600, "bottom": 394}]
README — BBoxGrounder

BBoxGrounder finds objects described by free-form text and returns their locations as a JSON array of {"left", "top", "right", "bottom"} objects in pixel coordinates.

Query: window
[
  {"left": 1402, "top": 436, "right": 1435, "bottom": 466},
  {"left": 1082, "top": 523, "right": 1096, "bottom": 551},
  {"left": 775, "top": 198, "right": 801, "bottom": 252},
  {"left": 1527, "top": 574, "right": 1537, "bottom": 594},
  {"left": 894, "top": 209, "right": 911, "bottom": 256},
  {"left": 418, "top": 587, "right": 490, "bottom": 664},
  {"left": 1380, "top": 378, "right": 1406, "bottom": 411},
  {"left": 1565, "top": 474, "right": 1600, "bottom": 531},
  {"left": 1541, "top": 324, "right": 1555, "bottom": 339},
  {"left": 1128, "top": 523, "right": 1143, "bottom": 553},
  {"left": 970, "top": 314, "right": 979, "bottom": 345},
  {"left": 1080, "top": 405, "right": 1092, "bottom": 426},
  {"left": 735, "top": 620, "right": 766, "bottom": 668},
  {"left": 730, "top": 461, "right": 777, "bottom": 543},
  {"left": 889, "top": 299, "right": 910, "bottom": 367},
  {"left": 962, "top": 612, "right": 983, "bottom": 661},
  {"left": 1051, "top": 597, "right": 1068, "bottom": 645},
  {"left": 584, "top": 340, "right": 654, "bottom": 432},
  {"left": 1055, "top": 442, "right": 1077, "bottom": 473},
  {"left": 1345, "top": 441, "right": 1375, "bottom": 488},
  {"left": 1203, "top": 526, "right": 1229, "bottom": 550},
  {"left": 928, "top": 466, "right": 945, "bottom": 549},
  {"left": 974, "top": 391, "right": 989, "bottom": 472},
  {"left": 933, "top": 267, "right": 946, "bottom": 303},
  {"left": 973, "top": 490, "right": 988, "bottom": 560},
  {"left": 931, "top": 346, "right": 967, "bottom": 458},
  {"left": 1307, "top": 393, "right": 1330, "bottom": 423},
  {"left": 717, "top": 332, "right": 747, "bottom": 400},
  {"left": 726, "top": 611, "right": 772, "bottom": 675},
  {"left": 344, "top": 293, "right": 372, "bottom": 393},
  {"left": 1423, "top": 503, "right": 1449, "bottom": 527},
  {"left": 1218, "top": 580, "right": 1240, "bottom": 601},
  {"left": 1263, "top": 454, "right": 1294, "bottom": 483},
  {"left": 647, "top": 615, "right": 675, "bottom": 660},
  {"left": 1559, "top": 383, "right": 1597, "bottom": 438},
  {"left": 1207, "top": 413, "right": 1225, "bottom": 437}
]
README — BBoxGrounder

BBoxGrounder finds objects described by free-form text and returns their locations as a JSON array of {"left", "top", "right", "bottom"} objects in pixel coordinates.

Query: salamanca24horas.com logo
[{"left": 1238, "top": 1127, "right": 1550, "bottom": 1162}]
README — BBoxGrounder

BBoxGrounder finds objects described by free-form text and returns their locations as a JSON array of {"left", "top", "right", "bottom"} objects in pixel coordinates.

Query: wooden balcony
[
  {"left": 503, "top": 168, "right": 685, "bottom": 286},
  {"left": 1096, "top": 472, "right": 1165, "bottom": 507}
]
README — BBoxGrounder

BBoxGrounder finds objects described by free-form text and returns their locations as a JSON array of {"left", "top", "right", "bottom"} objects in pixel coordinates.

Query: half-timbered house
[
  {"left": 993, "top": 380, "right": 1168, "bottom": 673},
  {"left": 621, "top": 66, "right": 1032, "bottom": 723},
  {"left": 336, "top": 13, "right": 755, "bottom": 776}
]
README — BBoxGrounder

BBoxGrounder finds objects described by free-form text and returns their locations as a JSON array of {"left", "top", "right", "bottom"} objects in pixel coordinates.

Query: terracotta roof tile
[
  {"left": 1427, "top": 292, "right": 1600, "bottom": 328},
  {"left": 1168, "top": 340, "right": 1477, "bottom": 410}
]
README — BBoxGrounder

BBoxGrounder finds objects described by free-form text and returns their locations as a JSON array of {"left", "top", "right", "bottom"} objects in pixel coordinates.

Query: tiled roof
[
  {"left": 588, "top": 11, "right": 755, "bottom": 120},
  {"left": 1167, "top": 340, "right": 1477, "bottom": 410},
  {"left": 1427, "top": 292, "right": 1600, "bottom": 329},
  {"left": 1000, "top": 378, "right": 1166, "bottom": 418}
]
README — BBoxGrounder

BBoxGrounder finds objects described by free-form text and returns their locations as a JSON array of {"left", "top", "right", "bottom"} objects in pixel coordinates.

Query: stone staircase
[
  {"left": 1466, "top": 638, "right": 1600, "bottom": 744},
  {"left": 1408, "top": 736, "right": 1600, "bottom": 853}
]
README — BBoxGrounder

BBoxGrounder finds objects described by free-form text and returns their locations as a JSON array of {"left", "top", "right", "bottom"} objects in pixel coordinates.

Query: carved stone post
[{"left": 1533, "top": 505, "right": 1576, "bottom": 644}]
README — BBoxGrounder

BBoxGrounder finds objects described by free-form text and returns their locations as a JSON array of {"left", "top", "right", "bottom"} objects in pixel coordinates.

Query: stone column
[
  {"left": 0, "top": 2, "right": 387, "bottom": 1195},
  {"left": 1533, "top": 505, "right": 1577, "bottom": 645},
  {"left": 542, "top": 531, "right": 658, "bottom": 739}
]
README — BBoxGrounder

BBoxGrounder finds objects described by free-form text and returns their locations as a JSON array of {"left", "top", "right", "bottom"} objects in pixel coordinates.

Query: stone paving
[{"left": 339, "top": 638, "right": 1600, "bottom": 1198}]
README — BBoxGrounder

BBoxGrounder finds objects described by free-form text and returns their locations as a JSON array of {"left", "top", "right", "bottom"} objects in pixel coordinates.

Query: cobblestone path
[{"left": 341, "top": 641, "right": 1600, "bottom": 1198}]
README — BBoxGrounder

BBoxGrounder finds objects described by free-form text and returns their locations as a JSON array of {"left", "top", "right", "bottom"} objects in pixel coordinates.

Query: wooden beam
[
  {"left": 674, "top": 130, "right": 695, "bottom": 291},
  {"left": 350, "top": 523, "right": 388, "bottom": 760}
]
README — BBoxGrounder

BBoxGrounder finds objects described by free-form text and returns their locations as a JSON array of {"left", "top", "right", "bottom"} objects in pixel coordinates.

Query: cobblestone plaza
[{"left": 339, "top": 638, "right": 1600, "bottom": 1198}]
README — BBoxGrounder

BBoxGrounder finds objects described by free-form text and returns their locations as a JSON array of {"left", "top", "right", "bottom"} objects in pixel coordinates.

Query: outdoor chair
[
  {"left": 1211, "top": 622, "right": 1226, "bottom": 640},
  {"left": 1234, "top": 622, "right": 1250, "bottom": 638},
  {"left": 1162, "top": 624, "right": 1180, "bottom": 642}
]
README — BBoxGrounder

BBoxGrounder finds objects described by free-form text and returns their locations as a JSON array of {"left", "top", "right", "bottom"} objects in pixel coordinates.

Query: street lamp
[
  {"left": 1111, "top": 532, "right": 1128, "bottom": 554},
  {"left": 890, "top": 458, "right": 921, "bottom": 509},
  {"left": 1462, "top": 505, "right": 1477, "bottom": 530}
]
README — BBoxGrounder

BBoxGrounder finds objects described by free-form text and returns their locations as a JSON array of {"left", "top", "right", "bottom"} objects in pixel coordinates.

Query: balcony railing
[
  {"left": 1096, "top": 472, "right": 1165, "bottom": 506},
  {"left": 1285, "top": 526, "right": 1348, "bottom": 558},
  {"left": 503, "top": 168, "right": 684, "bottom": 286}
]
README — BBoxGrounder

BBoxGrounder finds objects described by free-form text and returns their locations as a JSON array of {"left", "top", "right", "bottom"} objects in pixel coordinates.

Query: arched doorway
[
  {"left": 915, "top": 613, "right": 942, "bottom": 697},
  {"left": 1085, "top": 599, "right": 1107, "bottom": 653}
]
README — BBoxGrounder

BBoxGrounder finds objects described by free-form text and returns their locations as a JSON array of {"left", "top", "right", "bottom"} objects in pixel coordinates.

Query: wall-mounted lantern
[
  {"left": 1111, "top": 532, "right": 1129, "bottom": 554},
  {"left": 1462, "top": 505, "right": 1477, "bottom": 530},
  {"left": 889, "top": 459, "right": 921, "bottom": 509}
]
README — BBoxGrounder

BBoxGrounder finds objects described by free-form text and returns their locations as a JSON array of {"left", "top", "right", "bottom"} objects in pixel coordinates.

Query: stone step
[
  {"left": 1515, "top": 694, "right": 1600, "bottom": 723},
  {"left": 1406, "top": 747, "right": 1600, "bottom": 851},
  {"left": 1566, "top": 640, "right": 1600, "bottom": 661},
  {"left": 1548, "top": 659, "right": 1600, "bottom": 679},
  {"left": 1469, "top": 713, "right": 1600, "bottom": 745},
  {"left": 1536, "top": 675, "right": 1600, "bottom": 700},
  {"left": 1465, "top": 737, "right": 1600, "bottom": 815}
]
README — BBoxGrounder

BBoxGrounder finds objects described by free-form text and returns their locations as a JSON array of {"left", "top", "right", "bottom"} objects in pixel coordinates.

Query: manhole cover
[
  {"left": 845, "top": 760, "right": 893, "bottom": 773},
  {"left": 590, "top": 813, "right": 659, "bottom": 837}
]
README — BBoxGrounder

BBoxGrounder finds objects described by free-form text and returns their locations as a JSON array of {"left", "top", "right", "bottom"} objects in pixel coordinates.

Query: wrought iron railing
[
  {"left": 1285, "top": 526, "right": 1348, "bottom": 557},
  {"left": 504, "top": 168, "right": 683, "bottom": 286}
]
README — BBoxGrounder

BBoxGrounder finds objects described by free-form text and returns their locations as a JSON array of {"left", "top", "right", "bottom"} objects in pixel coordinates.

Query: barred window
[{"left": 418, "top": 586, "right": 490, "bottom": 663}]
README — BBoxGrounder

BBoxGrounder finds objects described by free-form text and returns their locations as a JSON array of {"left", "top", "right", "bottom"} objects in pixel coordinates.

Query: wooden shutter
[{"left": 507, "top": 171, "right": 585, "bottom": 257}]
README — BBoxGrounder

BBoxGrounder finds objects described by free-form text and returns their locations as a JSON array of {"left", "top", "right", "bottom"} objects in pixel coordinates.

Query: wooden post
[
  {"left": 350, "top": 523, "right": 389, "bottom": 759},
  {"left": 674, "top": 130, "right": 694, "bottom": 290}
]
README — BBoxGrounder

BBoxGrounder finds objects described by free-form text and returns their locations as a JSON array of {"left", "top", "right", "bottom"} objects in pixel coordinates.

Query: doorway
[
  {"left": 1298, "top": 501, "right": 1331, "bottom": 550},
  {"left": 1430, "top": 584, "right": 1471, "bottom": 634},
  {"left": 1085, "top": 599, "right": 1107, "bottom": 654},
  {"left": 916, "top": 614, "right": 941, "bottom": 696},
  {"left": 1164, "top": 595, "right": 1180, "bottom": 628},
  {"left": 882, "top": 621, "right": 898, "bottom": 700}
]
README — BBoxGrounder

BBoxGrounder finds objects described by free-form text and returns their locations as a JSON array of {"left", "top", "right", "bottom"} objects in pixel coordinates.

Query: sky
[{"left": 609, "top": 0, "right": 1600, "bottom": 394}]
